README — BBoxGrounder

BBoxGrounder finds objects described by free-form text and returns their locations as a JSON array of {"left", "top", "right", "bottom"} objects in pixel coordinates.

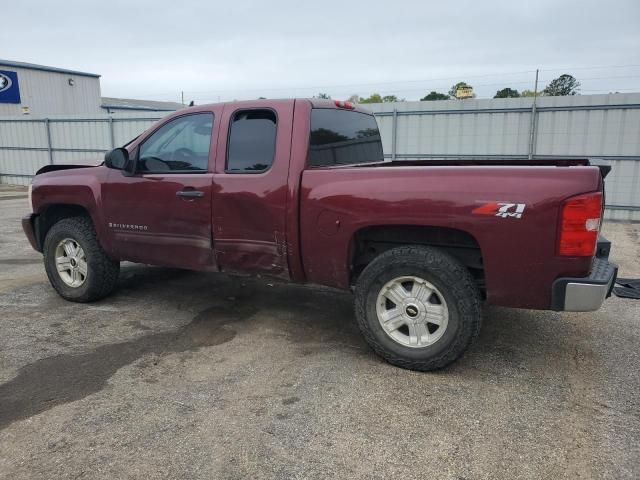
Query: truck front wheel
[
  {"left": 355, "top": 246, "right": 482, "bottom": 371},
  {"left": 43, "top": 216, "right": 120, "bottom": 302}
]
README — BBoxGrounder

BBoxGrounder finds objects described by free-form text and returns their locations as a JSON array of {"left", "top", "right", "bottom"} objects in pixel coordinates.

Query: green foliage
[
  {"left": 543, "top": 74, "right": 580, "bottom": 96},
  {"left": 315, "top": 93, "right": 331, "bottom": 99},
  {"left": 420, "top": 91, "right": 450, "bottom": 101},
  {"left": 357, "top": 93, "right": 404, "bottom": 104},
  {"left": 493, "top": 88, "right": 520, "bottom": 98},
  {"left": 358, "top": 93, "right": 383, "bottom": 104}
]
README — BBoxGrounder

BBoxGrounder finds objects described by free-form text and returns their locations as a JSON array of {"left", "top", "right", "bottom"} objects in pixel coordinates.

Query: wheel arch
[
  {"left": 348, "top": 224, "right": 486, "bottom": 297},
  {"left": 34, "top": 203, "right": 106, "bottom": 253}
]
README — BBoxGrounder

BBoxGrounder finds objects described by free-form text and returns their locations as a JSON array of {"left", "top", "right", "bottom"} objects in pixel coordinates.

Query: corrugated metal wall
[{"left": 1, "top": 93, "right": 639, "bottom": 219}]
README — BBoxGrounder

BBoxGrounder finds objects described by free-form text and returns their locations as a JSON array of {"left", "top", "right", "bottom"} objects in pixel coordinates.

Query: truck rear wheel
[
  {"left": 355, "top": 246, "right": 482, "bottom": 371},
  {"left": 43, "top": 216, "right": 119, "bottom": 302}
]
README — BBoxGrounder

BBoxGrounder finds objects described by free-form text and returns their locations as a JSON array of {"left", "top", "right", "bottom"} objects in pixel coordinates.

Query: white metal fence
[
  {"left": 1, "top": 93, "right": 639, "bottom": 220},
  {"left": 0, "top": 112, "right": 163, "bottom": 186}
]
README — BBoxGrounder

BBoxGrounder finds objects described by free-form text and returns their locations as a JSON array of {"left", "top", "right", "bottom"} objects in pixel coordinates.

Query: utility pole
[
  {"left": 181, "top": 91, "right": 185, "bottom": 106},
  {"left": 528, "top": 69, "right": 539, "bottom": 160}
]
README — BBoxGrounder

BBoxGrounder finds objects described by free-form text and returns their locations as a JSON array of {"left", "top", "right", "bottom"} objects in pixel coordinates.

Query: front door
[
  {"left": 211, "top": 100, "right": 294, "bottom": 278},
  {"left": 103, "top": 111, "right": 218, "bottom": 270}
]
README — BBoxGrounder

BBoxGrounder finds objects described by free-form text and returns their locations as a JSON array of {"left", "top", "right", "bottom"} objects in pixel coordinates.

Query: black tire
[
  {"left": 355, "top": 245, "right": 482, "bottom": 371},
  {"left": 43, "top": 216, "right": 120, "bottom": 302}
]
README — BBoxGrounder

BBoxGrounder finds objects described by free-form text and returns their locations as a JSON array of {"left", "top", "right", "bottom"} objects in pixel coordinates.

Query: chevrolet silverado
[{"left": 22, "top": 99, "right": 617, "bottom": 370}]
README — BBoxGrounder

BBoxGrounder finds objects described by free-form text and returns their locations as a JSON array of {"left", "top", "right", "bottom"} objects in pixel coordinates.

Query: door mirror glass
[{"left": 105, "top": 148, "right": 129, "bottom": 170}]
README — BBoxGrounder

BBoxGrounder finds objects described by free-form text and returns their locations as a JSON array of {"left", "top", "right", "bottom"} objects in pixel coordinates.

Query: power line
[
  {"left": 184, "top": 75, "right": 640, "bottom": 100},
  {"left": 182, "top": 71, "right": 640, "bottom": 97},
  {"left": 111, "top": 64, "right": 640, "bottom": 101}
]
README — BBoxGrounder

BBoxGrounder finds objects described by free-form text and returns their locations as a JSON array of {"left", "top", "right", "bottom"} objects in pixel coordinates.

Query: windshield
[{"left": 308, "top": 109, "right": 384, "bottom": 167}]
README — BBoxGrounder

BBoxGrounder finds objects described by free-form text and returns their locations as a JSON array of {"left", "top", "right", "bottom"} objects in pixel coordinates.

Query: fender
[{"left": 31, "top": 165, "right": 115, "bottom": 257}]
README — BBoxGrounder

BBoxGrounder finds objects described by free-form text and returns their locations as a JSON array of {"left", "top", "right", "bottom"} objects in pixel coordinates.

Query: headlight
[{"left": 28, "top": 184, "right": 33, "bottom": 212}]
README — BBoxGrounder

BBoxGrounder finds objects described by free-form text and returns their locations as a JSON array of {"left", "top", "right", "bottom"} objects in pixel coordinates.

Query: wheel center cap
[
  {"left": 405, "top": 304, "right": 419, "bottom": 318},
  {"left": 70, "top": 257, "right": 77, "bottom": 267}
]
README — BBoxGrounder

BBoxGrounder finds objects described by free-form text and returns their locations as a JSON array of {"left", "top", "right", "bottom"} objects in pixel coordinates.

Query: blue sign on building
[{"left": 0, "top": 70, "right": 21, "bottom": 104}]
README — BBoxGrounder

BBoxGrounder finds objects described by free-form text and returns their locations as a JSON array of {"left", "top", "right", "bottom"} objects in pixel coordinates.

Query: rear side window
[
  {"left": 309, "top": 109, "right": 384, "bottom": 167},
  {"left": 226, "top": 109, "right": 277, "bottom": 173}
]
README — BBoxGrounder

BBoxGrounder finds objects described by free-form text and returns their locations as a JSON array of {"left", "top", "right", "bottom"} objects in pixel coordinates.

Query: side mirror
[
  {"left": 104, "top": 148, "right": 134, "bottom": 175},
  {"left": 105, "top": 148, "right": 129, "bottom": 169}
]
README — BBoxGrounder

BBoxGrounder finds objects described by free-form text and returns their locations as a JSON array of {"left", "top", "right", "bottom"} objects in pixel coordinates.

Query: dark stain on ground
[
  {"left": 0, "top": 258, "right": 42, "bottom": 265},
  {"left": 282, "top": 396, "right": 300, "bottom": 405},
  {"left": 0, "top": 302, "right": 256, "bottom": 431},
  {"left": 0, "top": 267, "right": 359, "bottom": 431}
]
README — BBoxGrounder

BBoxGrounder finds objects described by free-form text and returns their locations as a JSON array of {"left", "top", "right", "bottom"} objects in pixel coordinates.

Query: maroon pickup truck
[{"left": 22, "top": 98, "right": 617, "bottom": 370}]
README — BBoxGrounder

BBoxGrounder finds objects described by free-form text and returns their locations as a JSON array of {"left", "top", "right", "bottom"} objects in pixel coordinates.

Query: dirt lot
[{"left": 0, "top": 184, "right": 638, "bottom": 479}]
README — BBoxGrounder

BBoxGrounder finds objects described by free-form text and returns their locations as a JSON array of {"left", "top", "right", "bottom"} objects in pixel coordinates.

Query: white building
[{"left": 0, "top": 60, "right": 182, "bottom": 117}]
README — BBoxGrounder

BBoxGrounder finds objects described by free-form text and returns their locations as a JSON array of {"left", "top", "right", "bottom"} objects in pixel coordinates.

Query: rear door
[
  {"left": 103, "top": 109, "right": 219, "bottom": 270},
  {"left": 211, "top": 100, "right": 294, "bottom": 278}
]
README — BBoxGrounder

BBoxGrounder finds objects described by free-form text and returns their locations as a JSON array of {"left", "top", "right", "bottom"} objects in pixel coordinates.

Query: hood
[{"left": 35, "top": 164, "right": 101, "bottom": 175}]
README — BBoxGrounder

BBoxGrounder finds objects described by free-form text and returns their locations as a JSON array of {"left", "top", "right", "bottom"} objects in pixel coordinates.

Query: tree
[
  {"left": 347, "top": 94, "right": 360, "bottom": 103},
  {"left": 358, "top": 93, "right": 403, "bottom": 103},
  {"left": 421, "top": 91, "right": 449, "bottom": 101},
  {"left": 449, "top": 82, "right": 474, "bottom": 99},
  {"left": 315, "top": 93, "right": 331, "bottom": 99},
  {"left": 543, "top": 74, "right": 580, "bottom": 96},
  {"left": 494, "top": 88, "right": 520, "bottom": 98},
  {"left": 358, "top": 93, "right": 383, "bottom": 104},
  {"left": 520, "top": 90, "right": 537, "bottom": 97}
]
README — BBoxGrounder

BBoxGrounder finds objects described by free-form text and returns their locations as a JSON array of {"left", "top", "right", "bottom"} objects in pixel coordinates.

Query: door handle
[{"left": 176, "top": 190, "right": 204, "bottom": 198}]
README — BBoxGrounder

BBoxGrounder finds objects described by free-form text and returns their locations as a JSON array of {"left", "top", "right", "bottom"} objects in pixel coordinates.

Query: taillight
[
  {"left": 334, "top": 100, "right": 355, "bottom": 110},
  {"left": 558, "top": 192, "right": 603, "bottom": 256}
]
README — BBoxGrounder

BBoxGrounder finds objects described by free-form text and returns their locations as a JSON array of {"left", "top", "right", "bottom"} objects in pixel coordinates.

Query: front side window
[
  {"left": 138, "top": 113, "right": 213, "bottom": 173},
  {"left": 309, "top": 109, "right": 384, "bottom": 167},
  {"left": 226, "top": 109, "right": 277, "bottom": 173}
]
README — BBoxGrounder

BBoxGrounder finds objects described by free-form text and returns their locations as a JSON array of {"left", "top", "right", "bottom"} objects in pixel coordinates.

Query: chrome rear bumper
[{"left": 551, "top": 257, "right": 617, "bottom": 312}]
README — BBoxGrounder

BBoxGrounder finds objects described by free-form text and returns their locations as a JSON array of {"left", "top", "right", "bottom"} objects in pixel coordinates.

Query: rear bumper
[
  {"left": 22, "top": 213, "right": 42, "bottom": 252},
  {"left": 551, "top": 255, "right": 617, "bottom": 312}
]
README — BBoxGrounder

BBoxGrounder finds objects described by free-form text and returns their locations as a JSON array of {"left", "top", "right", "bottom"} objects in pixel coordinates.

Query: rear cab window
[{"left": 309, "top": 109, "right": 384, "bottom": 167}]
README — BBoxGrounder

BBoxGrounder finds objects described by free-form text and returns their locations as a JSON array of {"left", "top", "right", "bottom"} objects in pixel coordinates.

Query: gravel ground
[{"left": 0, "top": 184, "right": 638, "bottom": 479}]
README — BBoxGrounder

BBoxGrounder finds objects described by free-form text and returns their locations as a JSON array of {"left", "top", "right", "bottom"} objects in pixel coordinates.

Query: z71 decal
[{"left": 472, "top": 202, "right": 526, "bottom": 219}]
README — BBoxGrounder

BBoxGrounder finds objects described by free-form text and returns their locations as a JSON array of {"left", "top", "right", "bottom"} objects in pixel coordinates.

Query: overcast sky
[{"left": 3, "top": 0, "right": 640, "bottom": 102}]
